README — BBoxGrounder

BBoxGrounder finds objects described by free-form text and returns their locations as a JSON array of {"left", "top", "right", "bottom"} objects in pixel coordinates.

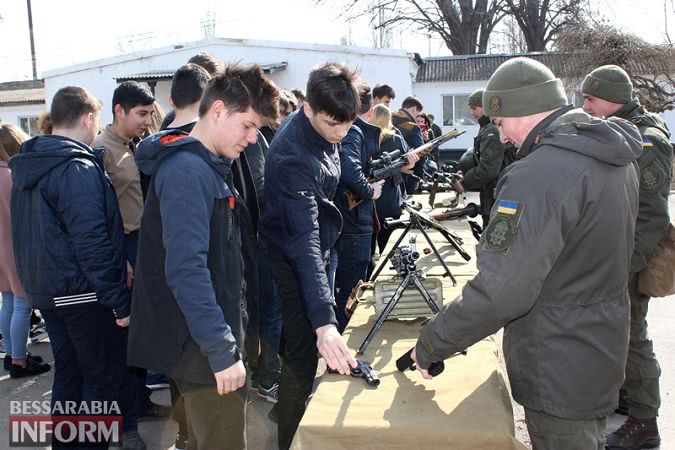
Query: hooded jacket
[
  {"left": 127, "top": 130, "right": 244, "bottom": 384},
  {"left": 9, "top": 135, "right": 130, "bottom": 317},
  {"left": 612, "top": 98, "right": 672, "bottom": 275},
  {"left": 416, "top": 107, "right": 642, "bottom": 419}
]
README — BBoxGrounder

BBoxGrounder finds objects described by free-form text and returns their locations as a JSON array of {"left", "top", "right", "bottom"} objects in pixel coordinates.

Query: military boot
[{"left": 606, "top": 416, "right": 660, "bottom": 449}]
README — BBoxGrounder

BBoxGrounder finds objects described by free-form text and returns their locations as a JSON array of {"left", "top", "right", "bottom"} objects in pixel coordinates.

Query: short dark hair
[
  {"left": 402, "top": 96, "right": 423, "bottom": 111},
  {"left": 358, "top": 84, "right": 372, "bottom": 115},
  {"left": 279, "top": 90, "right": 298, "bottom": 113},
  {"left": 291, "top": 88, "right": 305, "bottom": 102},
  {"left": 198, "top": 64, "right": 280, "bottom": 121},
  {"left": 51, "top": 86, "right": 102, "bottom": 129},
  {"left": 111, "top": 81, "right": 155, "bottom": 117},
  {"left": 427, "top": 113, "right": 435, "bottom": 123},
  {"left": 187, "top": 52, "right": 225, "bottom": 76},
  {"left": 306, "top": 62, "right": 360, "bottom": 123},
  {"left": 373, "top": 84, "right": 396, "bottom": 100},
  {"left": 171, "top": 64, "right": 211, "bottom": 109}
]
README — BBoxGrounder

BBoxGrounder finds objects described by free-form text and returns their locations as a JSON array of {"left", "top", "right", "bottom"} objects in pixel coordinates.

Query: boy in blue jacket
[{"left": 128, "top": 65, "right": 279, "bottom": 450}]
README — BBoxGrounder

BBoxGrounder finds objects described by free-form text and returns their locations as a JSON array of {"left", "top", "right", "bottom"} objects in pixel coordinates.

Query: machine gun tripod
[
  {"left": 371, "top": 203, "right": 471, "bottom": 285},
  {"left": 358, "top": 244, "right": 441, "bottom": 355}
]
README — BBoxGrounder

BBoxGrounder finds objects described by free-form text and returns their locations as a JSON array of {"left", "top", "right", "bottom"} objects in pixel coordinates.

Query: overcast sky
[{"left": 0, "top": 0, "right": 672, "bottom": 82}]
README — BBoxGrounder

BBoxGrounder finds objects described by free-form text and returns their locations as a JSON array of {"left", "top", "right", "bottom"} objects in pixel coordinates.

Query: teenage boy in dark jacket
[
  {"left": 128, "top": 65, "right": 279, "bottom": 449},
  {"left": 260, "top": 62, "right": 361, "bottom": 450},
  {"left": 392, "top": 96, "right": 425, "bottom": 193},
  {"left": 10, "top": 86, "right": 132, "bottom": 447}
]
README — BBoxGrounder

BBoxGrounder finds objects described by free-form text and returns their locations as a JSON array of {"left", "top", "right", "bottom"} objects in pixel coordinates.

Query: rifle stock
[{"left": 345, "top": 129, "right": 465, "bottom": 210}]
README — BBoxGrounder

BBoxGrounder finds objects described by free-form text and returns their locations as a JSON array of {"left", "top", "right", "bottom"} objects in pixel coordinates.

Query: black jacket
[
  {"left": 374, "top": 133, "right": 408, "bottom": 220},
  {"left": 128, "top": 131, "right": 244, "bottom": 384},
  {"left": 10, "top": 135, "right": 130, "bottom": 317},
  {"left": 260, "top": 107, "right": 342, "bottom": 330},
  {"left": 334, "top": 117, "right": 380, "bottom": 235}
]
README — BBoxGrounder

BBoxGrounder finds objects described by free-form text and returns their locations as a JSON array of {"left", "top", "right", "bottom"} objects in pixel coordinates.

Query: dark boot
[
  {"left": 615, "top": 388, "right": 629, "bottom": 415},
  {"left": 9, "top": 358, "right": 50, "bottom": 378},
  {"left": 606, "top": 416, "right": 660, "bottom": 449}
]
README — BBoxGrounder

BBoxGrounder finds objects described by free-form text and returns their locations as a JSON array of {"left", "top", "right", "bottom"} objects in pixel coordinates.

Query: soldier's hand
[
  {"left": 403, "top": 152, "right": 420, "bottom": 170},
  {"left": 316, "top": 324, "right": 357, "bottom": 375},
  {"left": 116, "top": 316, "right": 130, "bottom": 328},
  {"left": 214, "top": 360, "right": 246, "bottom": 395},
  {"left": 370, "top": 180, "right": 385, "bottom": 200},
  {"left": 411, "top": 347, "right": 433, "bottom": 380}
]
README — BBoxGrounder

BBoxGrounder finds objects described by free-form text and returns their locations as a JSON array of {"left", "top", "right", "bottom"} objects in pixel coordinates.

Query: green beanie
[
  {"left": 482, "top": 57, "right": 568, "bottom": 117},
  {"left": 581, "top": 65, "right": 632, "bottom": 104},
  {"left": 468, "top": 89, "right": 484, "bottom": 107}
]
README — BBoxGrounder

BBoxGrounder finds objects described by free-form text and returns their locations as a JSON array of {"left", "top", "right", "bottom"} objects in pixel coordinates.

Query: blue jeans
[
  {"left": 256, "top": 245, "right": 282, "bottom": 387},
  {"left": 334, "top": 234, "right": 372, "bottom": 333},
  {"left": 0, "top": 291, "right": 31, "bottom": 360},
  {"left": 41, "top": 302, "right": 126, "bottom": 448}
]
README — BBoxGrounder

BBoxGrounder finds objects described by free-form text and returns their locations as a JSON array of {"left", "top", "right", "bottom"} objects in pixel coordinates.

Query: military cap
[
  {"left": 581, "top": 65, "right": 633, "bottom": 104},
  {"left": 482, "top": 57, "right": 568, "bottom": 117},
  {"left": 468, "top": 89, "right": 484, "bottom": 108}
]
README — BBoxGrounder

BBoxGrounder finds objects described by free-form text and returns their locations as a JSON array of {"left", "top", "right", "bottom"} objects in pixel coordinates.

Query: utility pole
[{"left": 27, "top": 0, "right": 38, "bottom": 80}]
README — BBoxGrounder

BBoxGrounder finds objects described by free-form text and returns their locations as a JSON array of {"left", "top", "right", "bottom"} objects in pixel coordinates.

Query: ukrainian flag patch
[
  {"left": 497, "top": 200, "right": 519, "bottom": 215},
  {"left": 643, "top": 138, "right": 654, "bottom": 148}
]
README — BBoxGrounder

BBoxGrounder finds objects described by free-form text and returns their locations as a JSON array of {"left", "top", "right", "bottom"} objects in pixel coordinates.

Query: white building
[
  {"left": 43, "top": 37, "right": 419, "bottom": 126},
  {"left": 0, "top": 80, "right": 46, "bottom": 135}
]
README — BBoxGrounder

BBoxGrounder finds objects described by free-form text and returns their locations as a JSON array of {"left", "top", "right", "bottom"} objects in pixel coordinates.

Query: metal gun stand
[
  {"left": 370, "top": 204, "right": 468, "bottom": 286},
  {"left": 358, "top": 260, "right": 440, "bottom": 355}
]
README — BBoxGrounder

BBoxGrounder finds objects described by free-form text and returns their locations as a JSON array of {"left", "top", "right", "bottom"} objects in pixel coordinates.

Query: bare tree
[
  {"left": 557, "top": 25, "right": 675, "bottom": 112},
  {"left": 502, "top": 0, "right": 588, "bottom": 51},
  {"left": 327, "top": 0, "right": 506, "bottom": 55}
]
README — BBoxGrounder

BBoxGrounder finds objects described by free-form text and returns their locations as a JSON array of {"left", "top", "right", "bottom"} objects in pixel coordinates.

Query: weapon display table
[{"left": 292, "top": 197, "right": 527, "bottom": 450}]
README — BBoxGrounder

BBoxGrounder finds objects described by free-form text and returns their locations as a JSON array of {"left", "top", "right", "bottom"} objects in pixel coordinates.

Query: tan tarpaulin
[{"left": 292, "top": 202, "right": 527, "bottom": 450}]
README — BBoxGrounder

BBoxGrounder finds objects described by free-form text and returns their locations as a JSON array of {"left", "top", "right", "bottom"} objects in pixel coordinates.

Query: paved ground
[{"left": 2, "top": 193, "right": 674, "bottom": 449}]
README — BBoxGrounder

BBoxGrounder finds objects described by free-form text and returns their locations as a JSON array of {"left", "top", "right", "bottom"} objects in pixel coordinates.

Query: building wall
[
  {"left": 0, "top": 104, "right": 47, "bottom": 135},
  {"left": 44, "top": 39, "right": 415, "bottom": 125}
]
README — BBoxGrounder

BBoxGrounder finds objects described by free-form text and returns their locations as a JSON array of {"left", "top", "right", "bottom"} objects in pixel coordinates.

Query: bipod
[{"left": 357, "top": 268, "right": 440, "bottom": 355}]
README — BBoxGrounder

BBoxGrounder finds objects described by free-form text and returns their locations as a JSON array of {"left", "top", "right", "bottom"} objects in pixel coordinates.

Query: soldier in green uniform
[
  {"left": 456, "top": 89, "right": 512, "bottom": 226},
  {"left": 410, "top": 57, "right": 643, "bottom": 449},
  {"left": 582, "top": 64, "right": 672, "bottom": 450}
]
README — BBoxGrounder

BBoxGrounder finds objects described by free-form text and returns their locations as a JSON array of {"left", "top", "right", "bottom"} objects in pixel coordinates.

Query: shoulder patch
[
  {"left": 482, "top": 200, "right": 524, "bottom": 253},
  {"left": 642, "top": 138, "right": 654, "bottom": 148},
  {"left": 641, "top": 164, "right": 665, "bottom": 191}
]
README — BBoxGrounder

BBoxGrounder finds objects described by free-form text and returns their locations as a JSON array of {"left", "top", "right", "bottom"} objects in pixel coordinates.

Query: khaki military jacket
[
  {"left": 416, "top": 107, "right": 642, "bottom": 419},
  {"left": 613, "top": 99, "right": 672, "bottom": 275}
]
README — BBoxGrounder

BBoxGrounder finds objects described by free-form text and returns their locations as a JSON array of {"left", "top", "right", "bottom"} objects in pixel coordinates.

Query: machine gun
[{"left": 345, "top": 129, "right": 465, "bottom": 210}]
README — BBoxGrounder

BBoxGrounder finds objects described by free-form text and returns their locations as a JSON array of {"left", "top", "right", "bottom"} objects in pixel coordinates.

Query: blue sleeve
[
  {"left": 54, "top": 162, "right": 130, "bottom": 317},
  {"left": 276, "top": 158, "right": 337, "bottom": 329},
  {"left": 340, "top": 128, "right": 374, "bottom": 200},
  {"left": 155, "top": 155, "right": 239, "bottom": 373}
]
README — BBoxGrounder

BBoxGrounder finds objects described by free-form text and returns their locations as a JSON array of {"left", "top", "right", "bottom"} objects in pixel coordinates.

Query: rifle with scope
[{"left": 345, "top": 129, "right": 465, "bottom": 210}]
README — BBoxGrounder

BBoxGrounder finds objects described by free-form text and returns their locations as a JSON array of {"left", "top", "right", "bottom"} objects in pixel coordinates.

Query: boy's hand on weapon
[
  {"left": 214, "top": 360, "right": 246, "bottom": 395},
  {"left": 411, "top": 347, "right": 433, "bottom": 380},
  {"left": 316, "top": 324, "right": 357, "bottom": 375},
  {"left": 370, "top": 180, "right": 385, "bottom": 200},
  {"left": 403, "top": 152, "right": 420, "bottom": 170}
]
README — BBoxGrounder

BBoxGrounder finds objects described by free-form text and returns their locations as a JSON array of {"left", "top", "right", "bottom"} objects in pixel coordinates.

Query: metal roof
[
  {"left": 116, "top": 62, "right": 289, "bottom": 83},
  {"left": 0, "top": 80, "right": 45, "bottom": 106},
  {"left": 415, "top": 52, "right": 578, "bottom": 83}
]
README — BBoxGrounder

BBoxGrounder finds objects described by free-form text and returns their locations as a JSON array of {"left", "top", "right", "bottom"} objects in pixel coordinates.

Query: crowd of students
[{"left": 0, "top": 52, "right": 435, "bottom": 449}]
